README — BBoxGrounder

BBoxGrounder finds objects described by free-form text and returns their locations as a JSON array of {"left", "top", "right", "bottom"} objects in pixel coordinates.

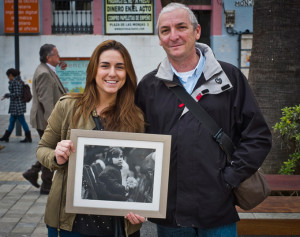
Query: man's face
[
  {"left": 47, "top": 47, "right": 60, "bottom": 67},
  {"left": 158, "top": 8, "right": 201, "bottom": 62}
]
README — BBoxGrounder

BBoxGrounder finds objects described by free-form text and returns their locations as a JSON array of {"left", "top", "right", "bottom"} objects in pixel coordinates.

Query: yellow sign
[
  {"left": 4, "top": 0, "right": 39, "bottom": 34},
  {"left": 105, "top": 0, "right": 154, "bottom": 34}
]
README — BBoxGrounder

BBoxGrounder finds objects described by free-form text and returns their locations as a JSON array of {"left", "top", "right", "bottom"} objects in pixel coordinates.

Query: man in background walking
[{"left": 23, "top": 44, "right": 66, "bottom": 194}]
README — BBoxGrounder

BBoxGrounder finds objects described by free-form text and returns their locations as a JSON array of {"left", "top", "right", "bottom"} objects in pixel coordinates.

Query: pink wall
[
  {"left": 93, "top": 0, "right": 102, "bottom": 34},
  {"left": 156, "top": 3, "right": 222, "bottom": 36},
  {"left": 211, "top": 0, "right": 222, "bottom": 36},
  {"left": 42, "top": 0, "right": 52, "bottom": 35}
]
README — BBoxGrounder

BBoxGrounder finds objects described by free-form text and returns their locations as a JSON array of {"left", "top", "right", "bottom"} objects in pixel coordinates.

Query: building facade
[{"left": 0, "top": 0, "right": 253, "bottom": 115}]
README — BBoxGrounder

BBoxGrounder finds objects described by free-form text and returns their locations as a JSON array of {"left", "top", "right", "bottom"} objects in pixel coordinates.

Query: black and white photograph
[
  {"left": 66, "top": 129, "right": 171, "bottom": 218},
  {"left": 81, "top": 145, "right": 156, "bottom": 203}
]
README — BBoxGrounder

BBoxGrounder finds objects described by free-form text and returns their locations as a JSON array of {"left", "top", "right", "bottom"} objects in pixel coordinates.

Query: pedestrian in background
[
  {"left": 0, "top": 68, "right": 32, "bottom": 143},
  {"left": 135, "top": 3, "right": 272, "bottom": 236},
  {"left": 37, "top": 40, "right": 145, "bottom": 236},
  {"left": 23, "top": 44, "right": 66, "bottom": 195}
]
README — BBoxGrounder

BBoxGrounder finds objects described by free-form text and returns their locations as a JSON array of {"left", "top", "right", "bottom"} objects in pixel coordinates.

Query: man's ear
[
  {"left": 46, "top": 55, "right": 50, "bottom": 64},
  {"left": 196, "top": 24, "right": 201, "bottom": 40}
]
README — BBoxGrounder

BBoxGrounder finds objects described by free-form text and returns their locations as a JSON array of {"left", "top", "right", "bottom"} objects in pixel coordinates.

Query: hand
[
  {"left": 1, "top": 96, "right": 5, "bottom": 100},
  {"left": 125, "top": 212, "right": 146, "bottom": 224},
  {"left": 54, "top": 140, "right": 75, "bottom": 165}
]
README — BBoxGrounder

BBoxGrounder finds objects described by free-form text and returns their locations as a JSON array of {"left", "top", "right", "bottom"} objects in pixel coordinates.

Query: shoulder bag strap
[{"left": 170, "top": 85, "right": 236, "bottom": 158}]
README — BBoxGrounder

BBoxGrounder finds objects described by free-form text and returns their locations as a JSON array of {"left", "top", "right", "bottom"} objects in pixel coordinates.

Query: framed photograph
[{"left": 66, "top": 129, "right": 171, "bottom": 218}]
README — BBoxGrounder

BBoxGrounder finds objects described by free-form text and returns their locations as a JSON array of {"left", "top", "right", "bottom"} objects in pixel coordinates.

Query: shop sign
[
  {"left": 235, "top": 0, "right": 254, "bottom": 7},
  {"left": 4, "top": 0, "right": 39, "bottom": 34},
  {"left": 105, "top": 0, "right": 154, "bottom": 34}
]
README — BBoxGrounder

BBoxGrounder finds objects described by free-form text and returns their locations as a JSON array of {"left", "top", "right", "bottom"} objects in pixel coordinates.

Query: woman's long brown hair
[{"left": 71, "top": 40, "right": 144, "bottom": 133}]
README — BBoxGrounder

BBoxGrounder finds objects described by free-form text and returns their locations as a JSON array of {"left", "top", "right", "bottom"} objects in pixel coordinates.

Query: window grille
[{"left": 51, "top": 0, "right": 93, "bottom": 34}]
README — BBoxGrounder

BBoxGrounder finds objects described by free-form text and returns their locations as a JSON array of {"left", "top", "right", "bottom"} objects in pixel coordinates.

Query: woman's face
[
  {"left": 112, "top": 152, "right": 124, "bottom": 167},
  {"left": 95, "top": 49, "right": 126, "bottom": 98},
  {"left": 7, "top": 74, "right": 14, "bottom": 81}
]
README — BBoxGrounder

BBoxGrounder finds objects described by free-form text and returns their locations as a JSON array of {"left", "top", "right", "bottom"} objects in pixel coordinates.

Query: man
[
  {"left": 23, "top": 44, "right": 66, "bottom": 194},
  {"left": 135, "top": 3, "right": 272, "bottom": 236}
]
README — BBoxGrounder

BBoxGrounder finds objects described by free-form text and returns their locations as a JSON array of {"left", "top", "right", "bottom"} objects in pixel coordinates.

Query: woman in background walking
[{"left": 0, "top": 68, "right": 32, "bottom": 143}]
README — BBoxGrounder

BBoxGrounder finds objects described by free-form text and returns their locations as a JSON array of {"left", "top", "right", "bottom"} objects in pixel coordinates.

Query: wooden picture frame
[{"left": 66, "top": 129, "right": 171, "bottom": 218}]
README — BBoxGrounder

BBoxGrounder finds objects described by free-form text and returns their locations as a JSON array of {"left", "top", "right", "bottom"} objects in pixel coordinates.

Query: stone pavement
[{"left": 0, "top": 115, "right": 157, "bottom": 236}]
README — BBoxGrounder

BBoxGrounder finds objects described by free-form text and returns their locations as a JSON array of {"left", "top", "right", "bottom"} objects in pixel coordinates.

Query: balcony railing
[{"left": 51, "top": 0, "right": 93, "bottom": 34}]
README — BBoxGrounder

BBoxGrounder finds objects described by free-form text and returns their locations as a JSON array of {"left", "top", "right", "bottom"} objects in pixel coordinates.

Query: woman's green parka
[{"left": 37, "top": 96, "right": 141, "bottom": 235}]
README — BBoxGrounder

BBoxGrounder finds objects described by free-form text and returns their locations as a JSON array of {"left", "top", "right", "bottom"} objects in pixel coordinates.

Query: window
[
  {"left": 52, "top": 0, "right": 93, "bottom": 34},
  {"left": 193, "top": 10, "right": 211, "bottom": 46}
]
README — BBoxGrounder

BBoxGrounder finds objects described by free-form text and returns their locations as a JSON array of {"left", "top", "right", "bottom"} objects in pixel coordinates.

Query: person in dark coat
[
  {"left": 97, "top": 147, "right": 128, "bottom": 201},
  {"left": 135, "top": 3, "right": 272, "bottom": 237},
  {"left": 0, "top": 68, "right": 32, "bottom": 143}
]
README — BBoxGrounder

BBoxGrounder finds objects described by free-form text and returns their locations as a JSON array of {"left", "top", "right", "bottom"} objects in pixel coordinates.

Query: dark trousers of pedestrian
[
  {"left": 8, "top": 114, "right": 30, "bottom": 133},
  {"left": 23, "top": 129, "right": 53, "bottom": 194}
]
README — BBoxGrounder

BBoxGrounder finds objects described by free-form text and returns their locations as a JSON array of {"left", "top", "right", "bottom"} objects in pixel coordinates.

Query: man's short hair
[
  {"left": 39, "top": 44, "right": 56, "bottom": 63},
  {"left": 156, "top": 3, "right": 199, "bottom": 34}
]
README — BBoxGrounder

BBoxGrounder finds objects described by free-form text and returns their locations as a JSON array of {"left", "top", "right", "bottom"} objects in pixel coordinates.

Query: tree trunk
[{"left": 248, "top": 0, "right": 300, "bottom": 173}]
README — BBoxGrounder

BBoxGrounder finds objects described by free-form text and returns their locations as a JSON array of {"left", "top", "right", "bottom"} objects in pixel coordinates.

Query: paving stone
[
  {"left": 35, "top": 195, "right": 48, "bottom": 204},
  {"left": 7, "top": 234, "right": 31, "bottom": 237},
  {"left": 0, "top": 216, "right": 21, "bottom": 223},
  {"left": 0, "top": 199, "right": 17, "bottom": 212},
  {"left": 0, "top": 184, "right": 15, "bottom": 192},
  {"left": 6, "top": 208, "right": 28, "bottom": 215},
  {"left": 20, "top": 191, "right": 40, "bottom": 201},
  {"left": 11, "top": 200, "right": 34, "bottom": 211},
  {"left": 31, "top": 223, "right": 47, "bottom": 236},
  {"left": 26, "top": 203, "right": 46, "bottom": 215},
  {"left": 2, "top": 213, "right": 23, "bottom": 219},
  {"left": 0, "top": 193, "right": 7, "bottom": 200},
  {"left": 20, "top": 213, "right": 43, "bottom": 223},
  {"left": 0, "top": 221, "right": 16, "bottom": 233},
  {"left": 0, "top": 209, "right": 8, "bottom": 218},
  {"left": 11, "top": 222, "right": 36, "bottom": 234}
]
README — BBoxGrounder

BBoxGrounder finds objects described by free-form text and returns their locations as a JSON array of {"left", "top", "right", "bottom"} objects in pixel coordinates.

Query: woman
[
  {"left": 37, "top": 40, "right": 145, "bottom": 236},
  {"left": 0, "top": 68, "right": 32, "bottom": 143}
]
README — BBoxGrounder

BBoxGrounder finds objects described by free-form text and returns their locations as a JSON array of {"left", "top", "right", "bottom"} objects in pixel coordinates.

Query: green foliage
[{"left": 273, "top": 105, "right": 300, "bottom": 175}]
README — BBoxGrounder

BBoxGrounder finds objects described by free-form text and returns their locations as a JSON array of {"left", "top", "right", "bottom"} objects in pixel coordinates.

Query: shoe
[
  {"left": 40, "top": 188, "right": 50, "bottom": 195},
  {"left": 20, "top": 131, "right": 32, "bottom": 143},
  {"left": 0, "top": 130, "right": 11, "bottom": 142},
  {"left": 22, "top": 172, "right": 40, "bottom": 188}
]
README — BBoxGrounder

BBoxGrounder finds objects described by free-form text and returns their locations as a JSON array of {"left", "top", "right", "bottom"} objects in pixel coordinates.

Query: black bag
[
  {"left": 170, "top": 85, "right": 271, "bottom": 210},
  {"left": 21, "top": 82, "right": 32, "bottom": 103}
]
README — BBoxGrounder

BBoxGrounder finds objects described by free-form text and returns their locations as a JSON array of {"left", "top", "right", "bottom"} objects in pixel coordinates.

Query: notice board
[
  {"left": 4, "top": 0, "right": 39, "bottom": 34},
  {"left": 56, "top": 58, "right": 90, "bottom": 93},
  {"left": 105, "top": 0, "right": 154, "bottom": 34}
]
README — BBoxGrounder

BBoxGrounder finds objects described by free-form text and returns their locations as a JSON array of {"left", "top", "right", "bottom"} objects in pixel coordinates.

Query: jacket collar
[
  {"left": 155, "top": 43, "right": 233, "bottom": 117},
  {"left": 156, "top": 43, "right": 223, "bottom": 82},
  {"left": 42, "top": 63, "right": 67, "bottom": 94}
]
